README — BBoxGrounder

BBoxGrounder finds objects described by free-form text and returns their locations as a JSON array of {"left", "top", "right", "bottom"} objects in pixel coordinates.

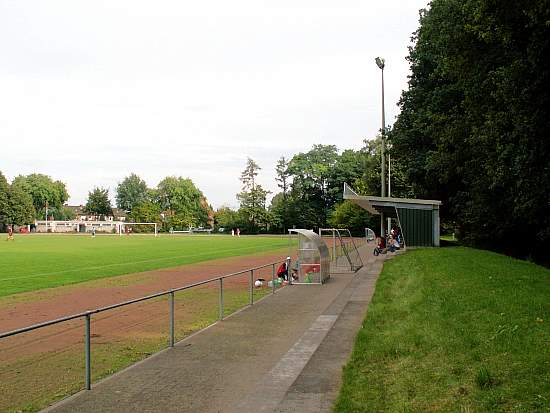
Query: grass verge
[
  {"left": 334, "top": 246, "right": 550, "bottom": 412},
  {"left": 0, "top": 284, "right": 275, "bottom": 413}
]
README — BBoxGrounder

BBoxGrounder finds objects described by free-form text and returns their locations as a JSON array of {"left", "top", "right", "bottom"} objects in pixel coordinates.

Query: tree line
[
  {"left": 0, "top": 141, "right": 389, "bottom": 235},
  {"left": 0, "top": 172, "right": 212, "bottom": 232},
  {"left": 388, "top": 0, "right": 550, "bottom": 262},
  {"left": 217, "top": 141, "right": 405, "bottom": 235},
  {"left": 0, "top": 173, "right": 70, "bottom": 228},
  {"left": 6, "top": 0, "right": 545, "bottom": 258}
]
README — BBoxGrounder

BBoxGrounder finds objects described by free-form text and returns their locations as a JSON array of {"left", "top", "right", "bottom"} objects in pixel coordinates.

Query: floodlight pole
[{"left": 376, "top": 57, "right": 387, "bottom": 236}]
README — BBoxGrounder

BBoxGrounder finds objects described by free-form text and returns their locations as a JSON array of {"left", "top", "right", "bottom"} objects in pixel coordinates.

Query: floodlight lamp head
[{"left": 375, "top": 57, "right": 385, "bottom": 69}]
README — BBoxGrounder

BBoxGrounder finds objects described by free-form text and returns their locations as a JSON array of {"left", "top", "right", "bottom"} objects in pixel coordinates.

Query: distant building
[{"left": 63, "top": 204, "right": 127, "bottom": 222}]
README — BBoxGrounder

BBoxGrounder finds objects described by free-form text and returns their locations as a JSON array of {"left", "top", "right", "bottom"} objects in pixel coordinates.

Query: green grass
[
  {"left": 0, "top": 284, "right": 276, "bottom": 413},
  {"left": 0, "top": 234, "right": 289, "bottom": 297},
  {"left": 440, "top": 233, "right": 458, "bottom": 242},
  {"left": 334, "top": 246, "right": 550, "bottom": 413}
]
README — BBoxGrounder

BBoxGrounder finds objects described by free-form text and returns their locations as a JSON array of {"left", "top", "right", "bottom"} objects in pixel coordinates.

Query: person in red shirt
[
  {"left": 374, "top": 235, "right": 386, "bottom": 256},
  {"left": 276, "top": 260, "right": 289, "bottom": 281}
]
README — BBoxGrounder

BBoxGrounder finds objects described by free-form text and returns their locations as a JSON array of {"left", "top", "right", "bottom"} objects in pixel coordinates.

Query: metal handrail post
[
  {"left": 169, "top": 291, "right": 175, "bottom": 347},
  {"left": 286, "top": 257, "right": 292, "bottom": 285},
  {"left": 272, "top": 263, "right": 276, "bottom": 294},
  {"left": 85, "top": 313, "right": 91, "bottom": 390},
  {"left": 250, "top": 269, "right": 254, "bottom": 305},
  {"left": 218, "top": 278, "right": 224, "bottom": 320}
]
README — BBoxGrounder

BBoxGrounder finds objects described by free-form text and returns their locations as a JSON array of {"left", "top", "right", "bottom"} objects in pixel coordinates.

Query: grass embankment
[
  {"left": 0, "top": 234, "right": 289, "bottom": 297},
  {"left": 335, "top": 247, "right": 550, "bottom": 412}
]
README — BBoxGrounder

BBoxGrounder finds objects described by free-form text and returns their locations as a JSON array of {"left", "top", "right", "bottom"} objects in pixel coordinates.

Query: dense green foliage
[
  {"left": 328, "top": 200, "right": 376, "bottom": 236},
  {"left": 155, "top": 176, "right": 210, "bottom": 230},
  {"left": 389, "top": 0, "right": 550, "bottom": 261},
  {"left": 0, "top": 172, "right": 11, "bottom": 228},
  {"left": 274, "top": 156, "right": 291, "bottom": 232},
  {"left": 237, "top": 158, "right": 271, "bottom": 233},
  {"left": 0, "top": 172, "right": 36, "bottom": 228},
  {"left": 224, "top": 146, "right": 385, "bottom": 235},
  {"left": 127, "top": 201, "right": 161, "bottom": 225},
  {"left": 0, "top": 235, "right": 288, "bottom": 297},
  {"left": 335, "top": 247, "right": 550, "bottom": 412},
  {"left": 84, "top": 187, "right": 113, "bottom": 217},
  {"left": 213, "top": 206, "right": 241, "bottom": 231},
  {"left": 11, "top": 173, "right": 68, "bottom": 220},
  {"left": 5, "top": 185, "right": 35, "bottom": 226},
  {"left": 265, "top": 142, "right": 408, "bottom": 234},
  {"left": 114, "top": 173, "right": 211, "bottom": 230},
  {"left": 115, "top": 173, "right": 149, "bottom": 211}
]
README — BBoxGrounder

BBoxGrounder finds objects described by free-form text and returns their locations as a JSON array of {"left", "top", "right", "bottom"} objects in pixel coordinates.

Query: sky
[{"left": 0, "top": 0, "right": 429, "bottom": 209}]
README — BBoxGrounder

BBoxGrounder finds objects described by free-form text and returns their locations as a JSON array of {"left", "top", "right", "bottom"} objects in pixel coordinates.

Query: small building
[
  {"left": 344, "top": 183, "right": 442, "bottom": 247},
  {"left": 64, "top": 205, "right": 127, "bottom": 222},
  {"left": 34, "top": 220, "right": 124, "bottom": 234}
]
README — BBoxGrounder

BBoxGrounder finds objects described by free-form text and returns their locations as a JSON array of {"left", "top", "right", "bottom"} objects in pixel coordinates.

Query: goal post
[
  {"left": 119, "top": 222, "right": 158, "bottom": 237},
  {"left": 365, "top": 228, "right": 375, "bottom": 243},
  {"left": 318, "top": 228, "right": 363, "bottom": 273}
]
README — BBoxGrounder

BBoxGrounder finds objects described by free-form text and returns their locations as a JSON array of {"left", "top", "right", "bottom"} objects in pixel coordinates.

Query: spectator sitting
[
  {"left": 388, "top": 236, "right": 401, "bottom": 253},
  {"left": 374, "top": 236, "right": 387, "bottom": 256}
]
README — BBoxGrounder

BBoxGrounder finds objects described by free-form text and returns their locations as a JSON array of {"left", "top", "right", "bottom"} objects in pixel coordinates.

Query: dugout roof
[
  {"left": 343, "top": 183, "right": 441, "bottom": 216},
  {"left": 343, "top": 183, "right": 442, "bottom": 247}
]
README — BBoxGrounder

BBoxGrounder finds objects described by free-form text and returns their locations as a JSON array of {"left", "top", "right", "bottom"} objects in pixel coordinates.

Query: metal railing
[{"left": 0, "top": 257, "right": 291, "bottom": 391}]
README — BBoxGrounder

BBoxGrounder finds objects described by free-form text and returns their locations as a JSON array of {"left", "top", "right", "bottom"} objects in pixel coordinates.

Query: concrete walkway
[{"left": 43, "top": 245, "right": 387, "bottom": 413}]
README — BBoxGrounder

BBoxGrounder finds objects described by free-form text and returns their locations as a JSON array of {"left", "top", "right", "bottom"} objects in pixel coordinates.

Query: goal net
[
  {"left": 120, "top": 222, "right": 158, "bottom": 236},
  {"left": 365, "top": 227, "right": 376, "bottom": 243},
  {"left": 319, "top": 228, "right": 363, "bottom": 273}
]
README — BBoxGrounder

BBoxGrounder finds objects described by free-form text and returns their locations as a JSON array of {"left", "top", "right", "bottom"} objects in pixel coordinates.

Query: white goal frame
[
  {"left": 119, "top": 222, "right": 158, "bottom": 237},
  {"left": 365, "top": 227, "right": 376, "bottom": 243},
  {"left": 318, "top": 228, "right": 363, "bottom": 272}
]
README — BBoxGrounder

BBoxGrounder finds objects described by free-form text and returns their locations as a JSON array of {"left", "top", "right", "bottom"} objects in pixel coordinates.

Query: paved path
[{"left": 43, "top": 245, "right": 388, "bottom": 413}]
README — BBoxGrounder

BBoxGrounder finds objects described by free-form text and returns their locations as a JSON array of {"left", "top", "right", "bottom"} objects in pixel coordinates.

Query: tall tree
[
  {"left": 275, "top": 157, "right": 291, "bottom": 231},
  {"left": 0, "top": 172, "right": 9, "bottom": 228},
  {"left": 287, "top": 145, "right": 339, "bottom": 229},
  {"left": 268, "top": 192, "right": 287, "bottom": 233},
  {"left": 11, "top": 174, "right": 68, "bottom": 219},
  {"left": 128, "top": 201, "right": 161, "bottom": 228},
  {"left": 237, "top": 158, "right": 270, "bottom": 233},
  {"left": 6, "top": 185, "right": 35, "bottom": 226},
  {"left": 328, "top": 200, "right": 377, "bottom": 236},
  {"left": 156, "top": 176, "right": 209, "bottom": 229},
  {"left": 85, "top": 187, "right": 113, "bottom": 218},
  {"left": 214, "top": 206, "right": 241, "bottom": 231},
  {"left": 390, "top": 0, "right": 550, "bottom": 260},
  {"left": 116, "top": 173, "right": 149, "bottom": 211}
]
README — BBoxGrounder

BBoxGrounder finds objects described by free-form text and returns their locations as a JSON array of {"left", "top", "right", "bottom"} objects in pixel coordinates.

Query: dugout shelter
[
  {"left": 288, "top": 229, "right": 331, "bottom": 284},
  {"left": 343, "top": 183, "right": 442, "bottom": 247}
]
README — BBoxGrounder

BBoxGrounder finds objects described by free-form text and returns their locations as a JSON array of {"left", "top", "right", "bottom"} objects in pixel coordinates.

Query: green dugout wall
[{"left": 344, "top": 183, "right": 441, "bottom": 247}]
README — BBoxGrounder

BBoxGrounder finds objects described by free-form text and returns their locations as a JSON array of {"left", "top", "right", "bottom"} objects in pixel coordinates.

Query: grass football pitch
[{"left": 0, "top": 234, "right": 289, "bottom": 298}]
